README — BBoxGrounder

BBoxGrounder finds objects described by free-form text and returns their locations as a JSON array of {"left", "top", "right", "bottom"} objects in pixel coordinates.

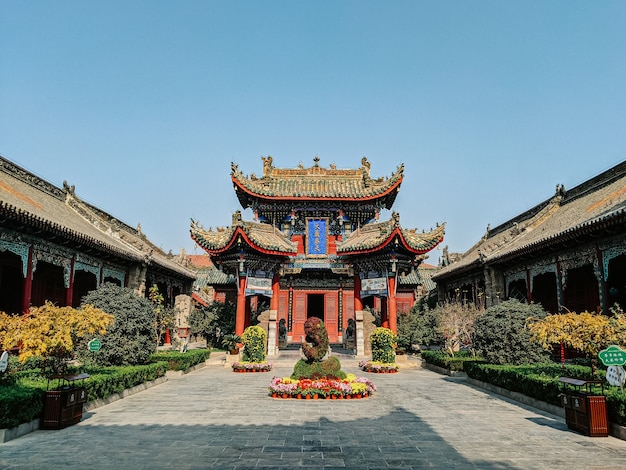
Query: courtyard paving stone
[{"left": 1, "top": 360, "right": 626, "bottom": 469}]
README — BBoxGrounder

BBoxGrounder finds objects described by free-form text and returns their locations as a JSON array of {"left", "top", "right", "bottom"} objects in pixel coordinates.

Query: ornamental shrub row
[
  {"left": 149, "top": 349, "right": 211, "bottom": 371},
  {"left": 0, "top": 362, "right": 168, "bottom": 430},
  {"left": 464, "top": 362, "right": 626, "bottom": 426},
  {"left": 420, "top": 350, "right": 483, "bottom": 371},
  {"left": 0, "top": 383, "right": 45, "bottom": 429},
  {"left": 83, "top": 362, "right": 168, "bottom": 402}
]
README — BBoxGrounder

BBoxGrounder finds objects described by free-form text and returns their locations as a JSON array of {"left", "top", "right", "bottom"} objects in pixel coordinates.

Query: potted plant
[{"left": 221, "top": 334, "right": 242, "bottom": 355}]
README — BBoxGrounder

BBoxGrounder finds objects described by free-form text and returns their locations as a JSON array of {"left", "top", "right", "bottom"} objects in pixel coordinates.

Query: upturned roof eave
[
  {"left": 191, "top": 225, "right": 297, "bottom": 258},
  {"left": 231, "top": 174, "right": 402, "bottom": 207},
  {"left": 338, "top": 226, "right": 444, "bottom": 257},
  {"left": 0, "top": 200, "right": 143, "bottom": 263},
  {"left": 488, "top": 207, "right": 626, "bottom": 265}
]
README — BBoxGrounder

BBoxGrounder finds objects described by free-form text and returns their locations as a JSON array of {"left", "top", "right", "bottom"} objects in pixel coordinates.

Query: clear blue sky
[{"left": 2, "top": 1, "right": 625, "bottom": 264}]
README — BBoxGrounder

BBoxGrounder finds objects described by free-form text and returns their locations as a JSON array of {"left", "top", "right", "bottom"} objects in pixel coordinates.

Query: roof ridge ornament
[
  {"left": 262, "top": 156, "right": 274, "bottom": 176},
  {"left": 392, "top": 211, "right": 400, "bottom": 227},
  {"left": 232, "top": 210, "right": 243, "bottom": 226}
]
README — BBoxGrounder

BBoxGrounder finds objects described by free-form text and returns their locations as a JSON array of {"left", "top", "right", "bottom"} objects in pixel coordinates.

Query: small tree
[
  {"left": 397, "top": 305, "right": 439, "bottom": 351},
  {"left": 188, "top": 301, "right": 236, "bottom": 347},
  {"left": 528, "top": 310, "right": 626, "bottom": 375},
  {"left": 473, "top": 299, "right": 549, "bottom": 365},
  {"left": 149, "top": 284, "right": 176, "bottom": 347},
  {"left": 79, "top": 283, "right": 156, "bottom": 366},
  {"left": 0, "top": 302, "right": 113, "bottom": 376},
  {"left": 433, "top": 301, "right": 483, "bottom": 356}
]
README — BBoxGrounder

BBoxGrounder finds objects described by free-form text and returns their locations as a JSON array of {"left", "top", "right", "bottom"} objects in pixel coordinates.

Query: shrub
[
  {"left": 370, "top": 327, "right": 397, "bottom": 364},
  {"left": 463, "top": 361, "right": 626, "bottom": 426},
  {"left": 188, "top": 301, "right": 236, "bottom": 347},
  {"left": 301, "top": 317, "right": 330, "bottom": 362},
  {"left": 149, "top": 349, "right": 211, "bottom": 371},
  {"left": 420, "top": 350, "right": 483, "bottom": 371},
  {"left": 82, "top": 362, "right": 167, "bottom": 402},
  {"left": 433, "top": 301, "right": 483, "bottom": 356},
  {"left": 0, "top": 362, "right": 168, "bottom": 429},
  {"left": 241, "top": 325, "right": 266, "bottom": 363},
  {"left": 79, "top": 283, "right": 156, "bottom": 366},
  {"left": 397, "top": 306, "right": 440, "bottom": 351},
  {"left": 291, "top": 356, "right": 346, "bottom": 380},
  {"left": 528, "top": 310, "right": 626, "bottom": 375},
  {"left": 473, "top": 299, "right": 549, "bottom": 365},
  {"left": 0, "top": 382, "right": 45, "bottom": 428},
  {"left": 0, "top": 303, "right": 114, "bottom": 377}
]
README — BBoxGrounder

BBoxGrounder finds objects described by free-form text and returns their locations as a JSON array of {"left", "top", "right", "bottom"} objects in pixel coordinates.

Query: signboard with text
[
  {"left": 360, "top": 275, "right": 388, "bottom": 297},
  {"left": 245, "top": 276, "right": 273, "bottom": 297},
  {"left": 306, "top": 218, "right": 328, "bottom": 257}
]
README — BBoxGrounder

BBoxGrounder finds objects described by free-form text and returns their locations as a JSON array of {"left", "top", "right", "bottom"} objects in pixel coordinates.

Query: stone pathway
[{"left": 1, "top": 359, "right": 626, "bottom": 469}]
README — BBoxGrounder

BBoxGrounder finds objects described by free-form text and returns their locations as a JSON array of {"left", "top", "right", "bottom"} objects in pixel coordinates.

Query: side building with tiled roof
[
  {"left": 0, "top": 155, "right": 196, "bottom": 315},
  {"left": 432, "top": 160, "right": 626, "bottom": 315},
  {"left": 191, "top": 156, "right": 444, "bottom": 351},
  {"left": 187, "top": 254, "right": 237, "bottom": 307}
]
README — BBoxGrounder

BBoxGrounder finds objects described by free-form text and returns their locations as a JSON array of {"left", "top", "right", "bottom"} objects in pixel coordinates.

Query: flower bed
[
  {"left": 232, "top": 361, "right": 273, "bottom": 372},
  {"left": 358, "top": 360, "right": 399, "bottom": 373},
  {"left": 269, "top": 374, "right": 376, "bottom": 399}
]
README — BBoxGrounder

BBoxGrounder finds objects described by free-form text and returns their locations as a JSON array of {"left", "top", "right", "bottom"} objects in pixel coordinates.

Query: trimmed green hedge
[
  {"left": 420, "top": 350, "right": 484, "bottom": 371},
  {"left": 0, "top": 382, "right": 45, "bottom": 429},
  {"left": 0, "top": 362, "right": 168, "bottom": 430},
  {"left": 464, "top": 362, "right": 626, "bottom": 426},
  {"left": 149, "top": 349, "right": 211, "bottom": 371},
  {"left": 1, "top": 350, "right": 210, "bottom": 430},
  {"left": 83, "top": 362, "right": 168, "bottom": 402}
]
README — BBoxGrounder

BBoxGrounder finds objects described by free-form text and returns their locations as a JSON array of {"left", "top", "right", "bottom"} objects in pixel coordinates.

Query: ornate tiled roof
[
  {"left": 190, "top": 211, "right": 298, "bottom": 256},
  {"left": 194, "top": 268, "right": 236, "bottom": 287},
  {"left": 231, "top": 156, "right": 404, "bottom": 208},
  {"left": 336, "top": 212, "right": 445, "bottom": 255},
  {"left": 0, "top": 155, "right": 195, "bottom": 280},
  {"left": 433, "top": 160, "right": 626, "bottom": 280},
  {"left": 187, "top": 254, "right": 214, "bottom": 269}
]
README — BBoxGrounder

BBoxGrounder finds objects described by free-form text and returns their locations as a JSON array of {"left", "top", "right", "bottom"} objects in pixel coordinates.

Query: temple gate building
[{"left": 190, "top": 156, "right": 444, "bottom": 347}]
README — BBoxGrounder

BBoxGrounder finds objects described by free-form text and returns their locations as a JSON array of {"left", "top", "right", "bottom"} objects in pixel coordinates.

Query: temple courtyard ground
[{"left": 1, "top": 355, "right": 626, "bottom": 469}]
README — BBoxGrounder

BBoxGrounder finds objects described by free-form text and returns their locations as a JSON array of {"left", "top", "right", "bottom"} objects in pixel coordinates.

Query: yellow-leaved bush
[
  {"left": 527, "top": 310, "right": 626, "bottom": 374},
  {"left": 0, "top": 301, "right": 114, "bottom": 373}
]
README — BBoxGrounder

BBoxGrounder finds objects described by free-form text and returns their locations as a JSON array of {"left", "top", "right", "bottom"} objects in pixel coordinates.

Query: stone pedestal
[
  {"left": 355, "top": 310, "right": 365, "bottom": 357},
  {"left": 267, "top": 310, "right": 278, "bottom": 357}
]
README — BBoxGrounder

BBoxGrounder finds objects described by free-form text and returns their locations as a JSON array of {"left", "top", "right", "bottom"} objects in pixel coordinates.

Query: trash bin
[
  {"left": 41, "top": 373, "right": 90, "bottom": 430},
  {"left": 558, "top": 377, "right": 608, "bottom": 437}
]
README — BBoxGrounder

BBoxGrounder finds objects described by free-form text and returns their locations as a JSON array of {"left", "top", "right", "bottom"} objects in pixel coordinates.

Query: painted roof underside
[
  {"left": 434, "top": 160, "right": 626, "bottom": 279},
  {"left": 231, "top": 156, "right": 403, "bottom": 208},
  {"left": 0, "top": 156, "right": 195, "bottom": 279}
]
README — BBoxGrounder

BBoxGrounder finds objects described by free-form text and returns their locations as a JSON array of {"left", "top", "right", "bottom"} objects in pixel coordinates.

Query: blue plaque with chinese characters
[{"left": 306, "top": 218, "right": 328, "bottom": 257}]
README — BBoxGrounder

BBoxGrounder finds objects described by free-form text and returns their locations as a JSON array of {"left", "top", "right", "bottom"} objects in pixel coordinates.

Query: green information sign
[
  {"left": 599, "top": 345, "right": 626, "bottom": 366},
  {"left": 88, "top": 338, "right": 102, "bottom": 352}
]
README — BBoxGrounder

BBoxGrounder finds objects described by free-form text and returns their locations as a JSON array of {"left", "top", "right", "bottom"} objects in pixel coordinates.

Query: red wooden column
[
  {"left": 21, "top": 246, "right": 33, "bottom": 313},
  {"left": 381, "top": 297, "right": 389, "bottom": 328},
  {"left": 353, "top": 274, "right": 363, "bottom": 312},
  {"left": 388, "top": 275, "right": 397, "bottom": 333},
  {"left": 235, "top": 275, "right": 247, "bottom": 335},
  {"left": 270, "top": 273, "right": 280, "bottom": 310}
]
